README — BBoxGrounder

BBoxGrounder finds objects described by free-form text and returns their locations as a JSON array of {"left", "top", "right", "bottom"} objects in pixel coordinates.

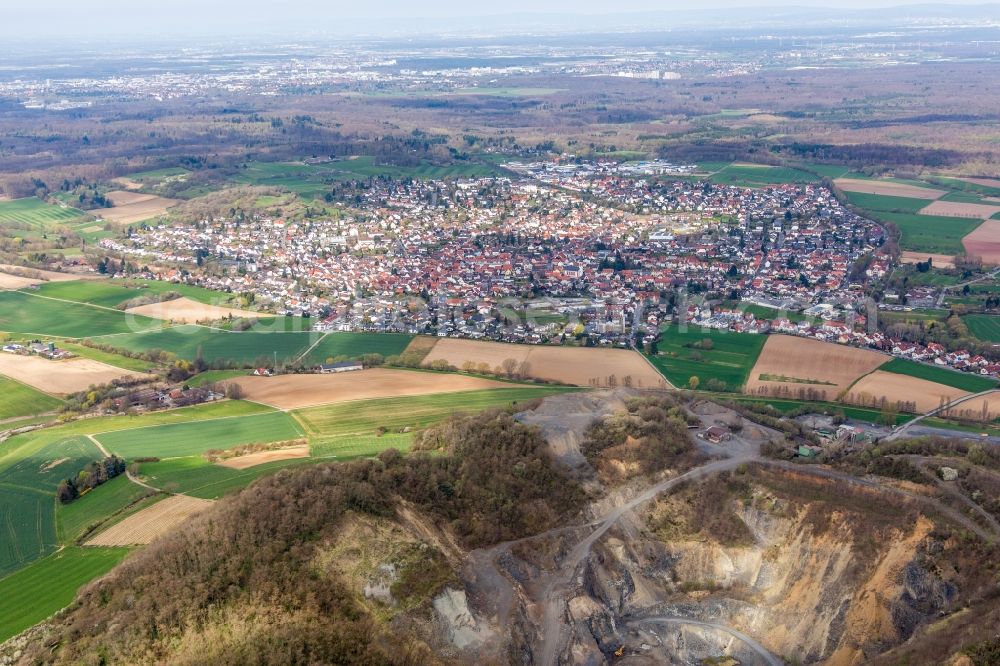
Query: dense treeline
[
  {"left": 24, "top": 410, "right": 581, "bottom": 664},
  {"left": 56, "top": 456, "right": 127, "bottom": 503}
]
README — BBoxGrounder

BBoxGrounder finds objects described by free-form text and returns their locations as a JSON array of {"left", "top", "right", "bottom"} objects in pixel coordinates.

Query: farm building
[
  {"left": 705, "top": 426, "right": 731, "bottom": 443},
  {"left": 318, "top": 361, "right": 363, "bottom": 373}
]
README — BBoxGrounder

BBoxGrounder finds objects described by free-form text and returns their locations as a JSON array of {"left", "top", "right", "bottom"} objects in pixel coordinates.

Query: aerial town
[{"left": 91, "top": 159, "right": 999, "bottom": 379}]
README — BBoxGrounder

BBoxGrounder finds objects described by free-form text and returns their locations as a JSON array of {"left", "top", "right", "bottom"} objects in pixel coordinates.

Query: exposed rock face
[
  {"left": 434, "top": 588, "right": 496, "bottom": 650},
  {"left": 559, "top": 501, "right": 954, "bottom": 665}
]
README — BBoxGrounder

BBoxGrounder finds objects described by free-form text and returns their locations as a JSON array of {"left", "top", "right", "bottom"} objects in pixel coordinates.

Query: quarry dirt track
[
  {"left": 85, "top": 494, "right": 213, "bottom": 546},
  {"left": 833, "top": 178, "right": 946, "bottom": 199},
  {"left": 0, "top": 354, "right": 149, "bottom": 395},
  {"left": 899, "top": 251, "right": 956, "bottom": 268},
  {"left": 225, "top": 368, "right": 516, "bottom": 409},
  {"left": 125, "top": 297, "right": 263, "bottom": 323},
  {"left": 93, "top": 191, "right": 178, "bottom": 225},
  {"left": 919, "top": 200, "right": 1000, "bottom": 219},
  {"left": 422, "top": 338, "right": 668, "bottom": 388},
  {"left": 962, "top": 220, "right": 1000, "bottom": 264},
  {"left": 744, "top": 335, "right": 887, "bottom": 399},
  {"left": 845, "top": 370, "right": 969, "bottom": 413},
  {"left": 217, "top": 444, "right": 310, "bottom": 470}
]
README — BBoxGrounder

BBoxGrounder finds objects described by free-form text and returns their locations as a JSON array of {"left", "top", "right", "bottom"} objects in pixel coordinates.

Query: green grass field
[
  {"left": 232, "top": 157, "right": 497, "bottom": 198},
  {"left": 95, "top": 410, "right": 303, "bottom": 458},
  {"left": 0, "top": 375, "right": 62, "bottom": 420},
  {"left": 862, "top": 211, "right": 983, "bottom": 254},
  {"left": 304, "top": 332, "right": 414, "bottom": 362},
  {"left": 0, "top": 197, "right": 87, "bottom": 229},
  {"left": 843, "top": 191, "right": 936, "bottom": 212},
  {"left": 799, "top": 163, "right": 851, "bottom": 179},
  {"left": 96, "top": 325, "right": 314, "bottom": 364},
  {"left": 879, "top": 357, "right": 997, "bottom": 392},
  {"left": 296, "top": 386, "right": 575, "bottom": 448},
  {"left": 0, "top": 434, "right": 102, "bottom": 576},
  {"left": 0, "top": 291, "right": 162, "bottom": 337},
  {"left": 963, "top": 314, "right": 1000, "bottom": 343},
  {"left": 931, "top": 176, "right": 1000, "bottom": 198},
  {"left": 138, "top": 455, "right": 319, "bottom": 499},
  {"left": 0, "top": 546, "right": 130, "bottom": 643},
  {"left": 99, "top": 326, "right": 410, "bottom": 365},
  {"left": 186, "top": 369, "right": 250, "bottom": 387},
  {"left": 54, "top": 340, "right": 157, "bottom": 372},
  {"left": 647, "top": 325, "right": 767, "bottom": 391},
  {"left": 709, "top": 164, "right": 818, "bottom": 187},
  {"left": 56, "top": 474, "right": 156, "bottom": 544},
  {"left": 29, "top": 279, "right": 237, "bottom": 309}
]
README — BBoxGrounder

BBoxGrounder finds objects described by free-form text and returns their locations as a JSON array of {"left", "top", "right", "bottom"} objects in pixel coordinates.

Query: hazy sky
[{"left": 3, "top": 0, "right": 998, "bottom": 40}]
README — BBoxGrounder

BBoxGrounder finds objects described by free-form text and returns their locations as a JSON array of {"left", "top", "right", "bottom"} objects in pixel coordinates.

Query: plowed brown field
[
  {"left": 226, "top": 368, "right": 516, "bottom": 409},
  {"left": 85, "top": 494, "right": 213, "bottom": 546},
  {"left": 422, "top": 339, "right": 668, "bottom": 388},
  {"left": 919, "top": 200, "right": 1000, "bottom": 219},
  {"left": 217, "top": 444, "right": 310, "bottom": 470},
  {"left": 0, "top": 354, "right": 150, "bottom": 394},
  {"left": 126, "top": 297, "right": 263, "bottom": 323},
  {"left": 834, "top": 179, "right": 946, "bottom": 199},
  {"left": 745, "top": 335, "right": 887, "bottom": 400},
  {"left": 843, "top": 370, "right": 968, "bottom": 413},
  {"left": 962, "top": 220, "right": 1000, "bottom": 264}
]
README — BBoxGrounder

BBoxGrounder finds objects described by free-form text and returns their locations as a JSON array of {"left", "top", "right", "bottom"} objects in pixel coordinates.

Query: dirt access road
[
  {"left": 469, "top": 397, "right": 1000, "bottom": 665},
  {"left": 626, "top": 616, "right": 784, "bottom": 666}
]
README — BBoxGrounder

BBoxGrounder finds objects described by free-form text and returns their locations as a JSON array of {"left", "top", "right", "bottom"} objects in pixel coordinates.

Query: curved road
[
  {"left": 628, "top": 616, "right": 784, "bottom": 666},
  {"left": 537, "top": 454, "right": 756, "bottom": 666},
  {"left": 887, "top": 388, "right": 998, "bottom": 441},
  {"left": 533, "top": 454, "right": 998, "bottom": 665}
]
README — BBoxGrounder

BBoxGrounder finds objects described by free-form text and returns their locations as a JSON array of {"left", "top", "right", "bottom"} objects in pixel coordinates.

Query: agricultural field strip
[
  {"left": 295, "top": 331, "right": 329, "bottom": 362},
  {"left": 91, "top": 410, "right": 304, "bottom": 456}
]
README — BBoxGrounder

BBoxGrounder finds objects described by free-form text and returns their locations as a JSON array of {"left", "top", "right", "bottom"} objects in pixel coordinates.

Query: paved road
[
  {"left": 627, "top": 616, "right": 784, "bottom": 666},
  {"left": 888, "top": 387, "right": 999, "bottom": 441}
]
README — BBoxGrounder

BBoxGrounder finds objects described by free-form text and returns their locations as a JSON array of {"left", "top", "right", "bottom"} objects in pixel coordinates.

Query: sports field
[
  {"left": 0, "top": 197, "right": 87, "bottom": 228},
  {"left": 0, "top": 546, "right": 130, "bottom": 643},
  {"left": 0, "top": 375, "right": 63, "bottom": 419},
  {"left": 879, "top": 357, "right": 997, "bottom": 393},
  {"left": 964, "top": 314, "right": 1000, "bottom": 342},
  {"left": 646, "top": 324, "right": 767, "bottom": 391},
  {"left": 0, "top": 290, "right": 162, "bottom": 337}
]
